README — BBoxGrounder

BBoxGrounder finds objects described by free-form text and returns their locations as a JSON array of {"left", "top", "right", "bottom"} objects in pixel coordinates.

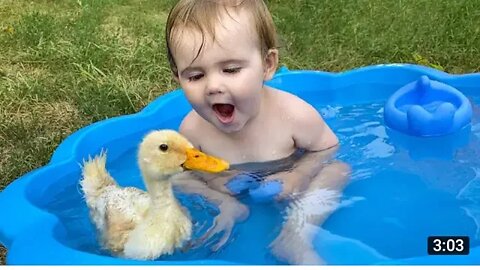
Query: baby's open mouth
[{"left": 212, "top": 103, "right": 235, "bottom": 124}]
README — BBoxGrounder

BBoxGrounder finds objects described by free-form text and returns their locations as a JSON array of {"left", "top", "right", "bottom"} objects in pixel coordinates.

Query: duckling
[{"left": 80, "top": 129, "right": 229, "bottom": 260}]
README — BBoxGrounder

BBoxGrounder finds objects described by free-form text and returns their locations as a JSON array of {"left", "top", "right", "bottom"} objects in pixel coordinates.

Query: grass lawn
[{"left": 1, "top": 0, "right": 479, "bottom": 264}]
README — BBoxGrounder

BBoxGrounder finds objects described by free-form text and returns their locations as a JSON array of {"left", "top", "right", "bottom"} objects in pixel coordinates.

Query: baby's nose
[
  {"left": 206, "top": 76, "right": 224, "bottom": 95},
  {"left": 207, "top": 88, "right": 223, "bottom": 95}
]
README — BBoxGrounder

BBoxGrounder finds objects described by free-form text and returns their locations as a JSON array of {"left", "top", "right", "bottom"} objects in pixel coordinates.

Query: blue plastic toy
[
  {"left": 384, "top": 75, "right": 472, "bottom": 136},
  {"left": 1, "top": 64, "right": 480, "bottom": 265}
]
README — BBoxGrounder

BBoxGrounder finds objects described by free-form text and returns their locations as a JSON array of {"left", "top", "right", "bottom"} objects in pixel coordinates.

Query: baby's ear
[
  {"left": 172, "top": 71, "right": 180, "bottom": 83},
  {"left": 263, "top": 48, "right": 279, "bottom": 81}
]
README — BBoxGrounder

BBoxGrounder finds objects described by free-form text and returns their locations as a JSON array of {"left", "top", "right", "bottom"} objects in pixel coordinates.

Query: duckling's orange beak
[{"left": 183, "top": 148, "right": 229, "bottom": 173}]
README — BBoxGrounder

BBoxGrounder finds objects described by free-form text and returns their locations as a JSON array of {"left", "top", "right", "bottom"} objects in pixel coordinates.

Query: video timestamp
[{"left": 427, "top": 236, "right": 469, "bottom": 255}]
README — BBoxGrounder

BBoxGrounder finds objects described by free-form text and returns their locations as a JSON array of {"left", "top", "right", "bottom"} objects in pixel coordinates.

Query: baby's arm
[
  {"left": 258, "top": 100, "right": 340, "bottom": 198},
  {"left": 262, "top": 147, "right": 340, "bottom": 198},
  {"left": 290, "top": 98, "right": 338, "bottom": 152},
  {"left": 266, "top": 99, "right": 351, "bottom": 263}
]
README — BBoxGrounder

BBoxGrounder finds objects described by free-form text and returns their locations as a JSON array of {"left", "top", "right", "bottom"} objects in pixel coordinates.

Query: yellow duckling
[{"left": 80, "top": 129, "right": 229, "bottom": 260}]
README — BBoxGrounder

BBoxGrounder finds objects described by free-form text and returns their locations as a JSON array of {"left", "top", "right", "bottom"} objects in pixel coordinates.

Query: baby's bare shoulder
[
  {"left": 269, "top": 88, "right": 318, "bottom": 118},
  {"left": 179, "top": 111, "right": 211, "bottom": 148},
  {"left": 269, "top": 87, "right": 338, "bottom": 151}
]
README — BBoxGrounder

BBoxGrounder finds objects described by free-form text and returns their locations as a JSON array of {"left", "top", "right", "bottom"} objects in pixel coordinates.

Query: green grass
[
  {"left": 1, "top": 0, "right": 480, "bottom": 264},
  {"left": 269, "top": 0, "right": 480, "bottom": 72}
]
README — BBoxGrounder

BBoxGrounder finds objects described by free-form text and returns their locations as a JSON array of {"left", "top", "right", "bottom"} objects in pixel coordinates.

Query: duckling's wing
[
  {"left": 121, "top": 187, "right": 151, "bottom": 216},
  {"left": 105, "top": 187, "right": 150, "bottom": 218},
  {"left": 92, "top": 186, "right": 151, "bottom": 253}
]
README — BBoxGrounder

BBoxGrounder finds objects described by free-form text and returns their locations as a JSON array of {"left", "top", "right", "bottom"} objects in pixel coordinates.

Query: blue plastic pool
[{"left": 1, "top": 64, "right": 480, "bottom": 265}]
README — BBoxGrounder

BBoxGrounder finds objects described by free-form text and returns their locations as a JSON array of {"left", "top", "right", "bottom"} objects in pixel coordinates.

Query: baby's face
[{"left": 172, "top": 8, "right": 272, "bottom": 134}]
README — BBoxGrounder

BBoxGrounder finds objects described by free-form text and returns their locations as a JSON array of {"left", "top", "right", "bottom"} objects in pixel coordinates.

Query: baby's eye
[
  {"left": 223, "top": 67, "right": 241, "bottom": 74},
  {"left": 188, "top": 74, "right": 204, "bottom": 82}
]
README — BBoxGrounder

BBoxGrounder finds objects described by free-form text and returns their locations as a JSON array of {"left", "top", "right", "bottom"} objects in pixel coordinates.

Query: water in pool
[{"left": 43, "top": 96, "right": 480, "bottom": 264}]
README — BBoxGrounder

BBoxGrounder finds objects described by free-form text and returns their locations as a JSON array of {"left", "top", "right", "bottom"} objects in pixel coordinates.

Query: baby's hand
[
  {"left": 249, "top": 171, "right": 310, "bottom": 202},
  {"left": 194, "top": 198, "right": 249, "bottom": 251}
]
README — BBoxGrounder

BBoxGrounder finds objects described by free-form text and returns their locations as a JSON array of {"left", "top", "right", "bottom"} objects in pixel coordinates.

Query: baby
[{"left": 166, "top": 0, "right": 350, "bottom": 264}]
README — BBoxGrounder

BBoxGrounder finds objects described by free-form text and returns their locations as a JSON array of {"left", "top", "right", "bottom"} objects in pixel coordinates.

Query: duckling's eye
[{"left": 159, "top": 144, "right": 168, "bottom": 152}]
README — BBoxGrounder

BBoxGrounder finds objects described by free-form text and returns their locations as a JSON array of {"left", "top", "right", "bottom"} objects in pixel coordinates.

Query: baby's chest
[{"left": 201, "top": 133, "right": 295, "bottom": 163}]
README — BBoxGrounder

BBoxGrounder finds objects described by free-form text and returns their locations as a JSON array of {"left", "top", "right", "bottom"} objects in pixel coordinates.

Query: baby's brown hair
[{"left": 165, "top": 0, "right": 278, "bottom": 75}]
